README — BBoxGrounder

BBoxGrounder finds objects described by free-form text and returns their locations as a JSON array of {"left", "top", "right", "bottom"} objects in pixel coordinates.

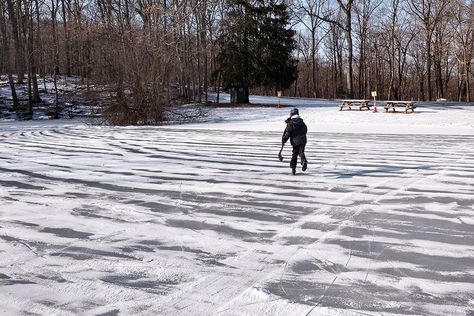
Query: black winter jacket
[{"left": 282, "top": 116, "right": 307, "bottom": 146}]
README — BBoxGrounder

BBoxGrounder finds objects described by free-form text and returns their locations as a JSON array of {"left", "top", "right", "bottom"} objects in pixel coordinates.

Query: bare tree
[
  {"left": 408, "top": 0, "right": 450, "bottom": 100},
  {"left": 316, "top": 0, "right": 355, "bottom": 98},
  {"left": 337, "top": 0, "right": 355, "bottom": 98},
  {"left": 6, "top": 0, "right": 26, "bottom": 83},
  {"left": 61, "top": 0, "right": 72, "bottom": 76},
  {"left": 2, "top": 0, "right": 473, "bottom": 124},
  {"left": 0, "top": 0, "right": 20, "bottom": 110},
  {"left": 323, "top": 17, "right": 345, "bottom": 98},
  {"left": 377, "top": 0, "right": 415, "bottom": 100},
  {"left": 450, "top": 0, "right": 473, "bottom": 101},
  {"left": 354, "top": 0, "right": 382, "bottom": 98},
  {"left": 293, "top": 0, "right": 327, "bottom": 98}
]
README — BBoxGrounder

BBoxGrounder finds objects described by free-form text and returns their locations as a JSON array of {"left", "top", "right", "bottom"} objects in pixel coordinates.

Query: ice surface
[{"left": 1, "top": 98, "right": 473, "bottom": 315}]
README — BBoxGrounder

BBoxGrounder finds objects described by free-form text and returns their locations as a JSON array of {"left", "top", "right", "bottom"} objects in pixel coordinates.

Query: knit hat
[{"left": 290, "top": 108, "right": 299, "bottom": 116}]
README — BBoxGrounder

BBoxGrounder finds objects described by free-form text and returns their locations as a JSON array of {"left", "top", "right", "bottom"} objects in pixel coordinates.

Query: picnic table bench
[
  {"left": 383, "top": 101, "right": 416, "bottom": 113},
  {"left": 339, "top": 99, "right": 371, "bottom": 111}
]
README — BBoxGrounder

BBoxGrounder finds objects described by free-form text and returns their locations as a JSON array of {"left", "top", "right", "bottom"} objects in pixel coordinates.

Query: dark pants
[{"left": 290, "top": 144, "right": 307, "bottom": 169}]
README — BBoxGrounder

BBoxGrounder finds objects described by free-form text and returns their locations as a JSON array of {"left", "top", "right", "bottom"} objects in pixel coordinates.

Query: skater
[{"left": 281, "top": 107, "right": 308, "bottom": 175}]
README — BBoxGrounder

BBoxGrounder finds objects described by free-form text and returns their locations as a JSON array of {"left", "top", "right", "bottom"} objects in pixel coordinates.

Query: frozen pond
[{"left": 1, "top": 102, "right": 474, "bottom": 315}]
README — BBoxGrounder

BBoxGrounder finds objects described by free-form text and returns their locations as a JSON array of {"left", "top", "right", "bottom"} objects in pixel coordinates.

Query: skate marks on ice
[
  {"left": 265, "top": 134, "right": 474, "bottom": 315},
  {"left": 0, "top": 126, "right": 473, "bottom": 315}
]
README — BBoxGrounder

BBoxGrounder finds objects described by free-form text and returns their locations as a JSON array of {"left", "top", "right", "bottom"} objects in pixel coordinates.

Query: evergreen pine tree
[
  {"left": 255, "top": 0, "right": 297, "bottom": 91},
  {"left": 216, "top": 0, "right": 297, "bottom": 103}
]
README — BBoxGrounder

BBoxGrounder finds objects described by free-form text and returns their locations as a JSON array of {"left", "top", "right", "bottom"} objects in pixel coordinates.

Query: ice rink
[{"left": 1, "top": 99, "right": 473, "bottom": 315}]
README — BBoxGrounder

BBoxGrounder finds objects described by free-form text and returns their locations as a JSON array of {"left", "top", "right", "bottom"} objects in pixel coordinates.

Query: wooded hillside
[{"left": 0, "top": 0, "right": 473, "bottom": 121}]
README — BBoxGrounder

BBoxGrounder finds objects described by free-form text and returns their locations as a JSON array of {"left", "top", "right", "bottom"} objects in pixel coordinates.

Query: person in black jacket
[{"left": 282, "top": 108, "right": 308, "bottom": 175}]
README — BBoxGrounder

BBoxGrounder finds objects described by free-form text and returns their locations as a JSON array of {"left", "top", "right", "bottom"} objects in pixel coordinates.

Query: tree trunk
[
  {"left": 419, "top": 76, "right": 425, "bottom": 101},
  {"left": 388, "top": 1, "right": 397, "bottom": 100},
  {"left": 61, "top": 0, "right": 72, "bottom": 76},
  {"left": 51, "top": 0, "right": 60, "bottom": 118},
  {"left": 311, "top": 28, "right": 318, "bottom": 98},
  {"left": 23, "top": 0, "right": 41, "bottom": 104},
  {"left": 426, "top": 36, "right": 433, "bottom": 101},
  {"left": 6, "top": 0, "right": 26, "bottom": 83},
  {"left": 345, "top": 26, "right": 354, "bottom": 99},
  {"left": 0, "top": 1, "right": 20, "bottom": 110},
  {"left": 338, "top": 0, "right": 354, "bottom": 99},
  {"left": 21, "top": 0, "right": 33, "bottom": 118}
]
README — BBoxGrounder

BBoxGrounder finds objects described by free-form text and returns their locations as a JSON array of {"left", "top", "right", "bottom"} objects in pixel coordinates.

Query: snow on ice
[{"left": 0, "top": 96, "right": 474, "bottom": 315}]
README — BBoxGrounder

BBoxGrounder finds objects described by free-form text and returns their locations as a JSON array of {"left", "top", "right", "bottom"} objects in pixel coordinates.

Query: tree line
[{"left": 0, "top": 0, "right": 473, "bottom": 123}]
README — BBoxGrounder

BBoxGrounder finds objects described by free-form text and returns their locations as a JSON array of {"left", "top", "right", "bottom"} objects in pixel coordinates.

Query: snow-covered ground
[
  {"left": 1, "top": 97, "right": 474, "bottom": 315},
  {"left": 0, "top": 76, "right": 90, "bottom": 121}
]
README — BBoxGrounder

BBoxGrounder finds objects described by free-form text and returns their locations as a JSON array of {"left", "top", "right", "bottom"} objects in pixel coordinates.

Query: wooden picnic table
[
  {"left": 383, "top": 101, "right": 416, "bottom": 113},
  {"left": 339, "top": 99, "right": 371, "bottom": 111}
]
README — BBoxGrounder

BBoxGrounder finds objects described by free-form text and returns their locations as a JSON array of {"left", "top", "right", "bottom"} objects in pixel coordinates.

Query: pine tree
[
  {"left": 255, "top": 0, "right": 297, "bottom": 91},
  {"left": 216, "top": 0, "right": 297, "bottom": 103},
  {"left": 216, "top": 1, "right": 254, "bottom": 103}
]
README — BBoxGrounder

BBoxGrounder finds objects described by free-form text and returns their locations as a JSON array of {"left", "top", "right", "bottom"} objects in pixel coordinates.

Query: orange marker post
[
  {"left": 277, "top": 90, "right": 282, "bottom": 109},
  {"left": 371, "top": 91, "right": 377, "bottom": 112}
]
